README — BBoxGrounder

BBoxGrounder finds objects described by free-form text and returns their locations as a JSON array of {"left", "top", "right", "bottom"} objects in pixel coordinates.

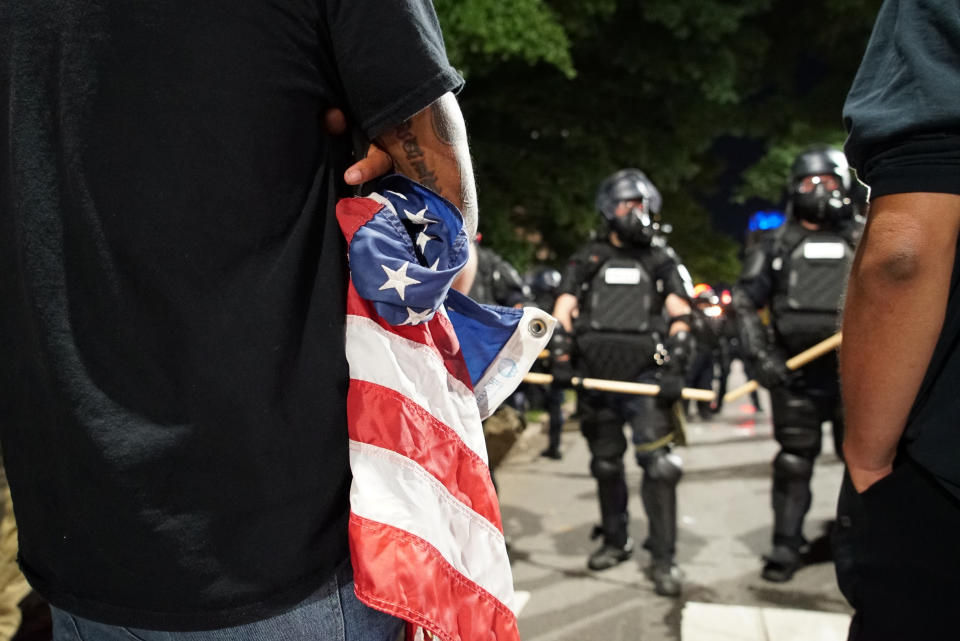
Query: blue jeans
[{"left": 51, "top": 563, "right": 403, "bottom": 641}]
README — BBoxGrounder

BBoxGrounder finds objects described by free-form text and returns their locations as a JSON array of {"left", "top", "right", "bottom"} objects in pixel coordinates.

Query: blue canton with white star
[{"left": 348, "top": 175, "right": 471, "bottom": 327}]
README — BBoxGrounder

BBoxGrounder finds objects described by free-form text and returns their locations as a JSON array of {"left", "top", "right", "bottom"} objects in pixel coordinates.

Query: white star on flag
[
  {"left": 404, "top": 207, "right": 434, "bottom": 226},
  {"left": 428, "top": 258, "right": 440, "bottom": 271},
  {"left": 401, "top": 307, "right": 433, "bottom": 326},
  {"left": 378, "top": 262, "right": 421, "bottom": 301},
  {"left": 416, "top": 232, "right": 436, "bottom": 252}
]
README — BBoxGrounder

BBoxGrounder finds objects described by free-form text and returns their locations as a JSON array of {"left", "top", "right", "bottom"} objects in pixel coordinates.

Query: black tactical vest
[
  {"left": 771, "top": 226, "right": 856, "bottom": 354},
  {"left": 574, "top": 252, "right": 665, "bottom": 380}
]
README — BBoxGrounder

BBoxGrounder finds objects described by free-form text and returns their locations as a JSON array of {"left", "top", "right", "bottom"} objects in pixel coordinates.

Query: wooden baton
[
  {"left": 522, "top": 372, "right": 716, "bottom": 402},
  {"left": 722, "top": 332, "right": 843, "bottom": 403}
]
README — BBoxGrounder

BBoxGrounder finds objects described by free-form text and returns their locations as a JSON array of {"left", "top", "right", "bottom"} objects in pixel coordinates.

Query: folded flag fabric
[{"left": 337, "top": 174, "right": 554, "bottom": 641}]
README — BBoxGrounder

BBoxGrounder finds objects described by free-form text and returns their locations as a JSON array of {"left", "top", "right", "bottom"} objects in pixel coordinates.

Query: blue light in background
[{"left": 748, "top": 210, "right": 786, "bottom": 232}]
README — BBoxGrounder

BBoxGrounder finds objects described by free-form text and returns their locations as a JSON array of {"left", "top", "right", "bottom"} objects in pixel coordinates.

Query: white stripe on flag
[
  {"left": 349, "top": 441, "right": 515, "bottom": 610},
  {"left": 345, "top": 315, "right": 488, "bottom": 462},
  {"left": 473, "top": 306, "right": 556, "bottom": 420}
]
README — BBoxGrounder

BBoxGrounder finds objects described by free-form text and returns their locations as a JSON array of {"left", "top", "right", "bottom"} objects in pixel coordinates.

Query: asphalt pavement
[{"left": 498, "top": 362, "right": 852, "bottom": 641}]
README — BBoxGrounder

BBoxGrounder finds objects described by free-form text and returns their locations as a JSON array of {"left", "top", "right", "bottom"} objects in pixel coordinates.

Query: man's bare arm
[
  {"left": 451, "top": 242, "right": 478, "bottom": 294},
  {"left": 841, "top": 193, "right": 960, "bottom": 492},
  {"left": 344, "top": 93, "right": 478, "bottom": 239}
]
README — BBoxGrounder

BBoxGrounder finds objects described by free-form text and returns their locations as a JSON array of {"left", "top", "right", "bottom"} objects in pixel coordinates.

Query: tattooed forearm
[
  {"left": 378, "top": 92, "right": 477, "bottom": 237},
  {"left": 394, "top": 120, "right": 442, "bottom": 195}
]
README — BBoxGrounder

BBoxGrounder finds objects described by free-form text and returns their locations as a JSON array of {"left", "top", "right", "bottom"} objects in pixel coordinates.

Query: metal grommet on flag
[{"left": 528, "top": 318, "right": 548, "bottom": 338}]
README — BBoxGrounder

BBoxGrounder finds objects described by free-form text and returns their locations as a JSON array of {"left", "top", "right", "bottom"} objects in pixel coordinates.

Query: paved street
[{"left": 498, "top": 363, "right": 851, "bottom": 641}]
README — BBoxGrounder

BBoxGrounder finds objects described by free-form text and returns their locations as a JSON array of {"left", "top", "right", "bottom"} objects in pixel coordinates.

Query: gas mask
[
  {"left": 792, "top": 175, "right": 846, "bottom": 226},
  {"left": 611, "top": 205, "right": 654, "bottom": 247}
]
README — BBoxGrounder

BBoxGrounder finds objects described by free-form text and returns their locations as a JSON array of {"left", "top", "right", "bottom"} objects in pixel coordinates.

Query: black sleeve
[
  {"left": 854, "top": 135, "right": 960, "bottom": 198},
  {"left": 323, "top": 0, "right": 465, "bottom": 139},
  {"left": 557, "top": 244, "right": 604, "bottom": 299},
  {"left": 734, "top": 245, "right": 773, "bottom": 308},
  {"left": 843, "top": 0, "right": 960, "bottom": 195},
  {"left": 654, "top": 246, "right": 693, "bottom": 300},
  {"left": 732, "top": 244, "right": 774, "bottom": 358}
]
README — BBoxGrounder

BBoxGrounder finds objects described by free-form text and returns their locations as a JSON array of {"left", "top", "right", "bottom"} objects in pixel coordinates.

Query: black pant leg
[{"left": 835, "top": 458, "right": 960, "bottom": 640}]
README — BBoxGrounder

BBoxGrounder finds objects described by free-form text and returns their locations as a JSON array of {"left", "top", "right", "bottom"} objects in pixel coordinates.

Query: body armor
[
  {"left": 574, "top": 254, "right": 665, "bottom": 380},
  {"left": 771, "top": 226, "right": 856, "bottom": 354}
]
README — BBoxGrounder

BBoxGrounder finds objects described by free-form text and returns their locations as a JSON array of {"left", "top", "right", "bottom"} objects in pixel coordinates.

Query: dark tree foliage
[{"left": 433, "top": 0, "right": 882, "bottom": 283}]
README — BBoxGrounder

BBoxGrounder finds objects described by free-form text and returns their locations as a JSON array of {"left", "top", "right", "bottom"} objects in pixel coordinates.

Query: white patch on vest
[
  {"left": 803, "top": 242, "right": 846, "bottom": 260},
  {"left": 604, "top": 267, "right": 642, "bottom": 285}
]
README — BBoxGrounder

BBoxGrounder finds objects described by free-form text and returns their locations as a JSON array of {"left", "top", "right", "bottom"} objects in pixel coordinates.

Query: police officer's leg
[
  {"left": 765, "top": 386, "right": 822, "bottom": 581},
  {"left": 579, "top": 391, "right": 632, "bottom": 570},
  {"left": 830, "top": 399, "right": 844, "bottom": 462},
  {"left": 630, "top": 397, "right": 683, "bottom": 596},
  {"left": 540, "top": 383, "right": 565, "bottom": 459}
]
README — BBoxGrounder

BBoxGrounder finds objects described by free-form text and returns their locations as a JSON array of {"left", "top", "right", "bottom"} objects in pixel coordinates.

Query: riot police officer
[
  {"left": 732, "top": 146, "right": 861, "bottom": 582},
  {"left": 551, "top": 169, "right": 694, "bottom": 596}
]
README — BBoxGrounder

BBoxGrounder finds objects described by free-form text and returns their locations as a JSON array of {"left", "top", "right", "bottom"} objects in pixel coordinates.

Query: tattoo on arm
[{"left": 393, "top": 119, "right": 442, "bottom": 195}]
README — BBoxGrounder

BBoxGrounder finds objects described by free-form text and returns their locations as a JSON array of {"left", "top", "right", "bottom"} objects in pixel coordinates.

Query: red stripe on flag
[
  {"left": 348, "top": 380, "right": 502, "bottom": 530},
  {"left": 346, "top": 284, "right": 473, "bottom": 389},
  {"left": 350, "top": 515, "right": 520, "bottom": 641},
  {"left": 337, "top": 198, "right": 384, "bottom": 244}
]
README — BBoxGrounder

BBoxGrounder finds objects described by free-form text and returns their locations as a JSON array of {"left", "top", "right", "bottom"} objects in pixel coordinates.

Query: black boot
[
  {"left": 587, "top": 471, "right": 631, "bottom": 570},
  {"left": 639, "top": 453, "right": 680, "bottom": 563},
  {"left": 762, "top": 544, "right": 803, "bottom": 582},
  {"left": 768, "top": 451, "right": 813, "bottom": 582},
  {"left": 540, "top": 447, "right": 561, "bottom": 460},
  {"left": 587, "top": 525, "right": 634, "bottom": 571},
  {"left": 650, "top": 559, "right": 683, "bottom": 597}
]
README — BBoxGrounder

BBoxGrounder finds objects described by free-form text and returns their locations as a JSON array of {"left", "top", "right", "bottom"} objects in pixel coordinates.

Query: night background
[{"left": 431, "top": 0, "right": 883, "bottom": 283}]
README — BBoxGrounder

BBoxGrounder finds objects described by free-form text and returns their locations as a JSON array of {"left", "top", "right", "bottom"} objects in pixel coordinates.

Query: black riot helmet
[
  {"left": 595, "top": 169, "right": 662, "bottom": 247},
  {"left": 529, "top": 267, "right": 562, "bottom": 296},
  {"left": 788, "top": 146, "right": 852, "bottom": 227}
]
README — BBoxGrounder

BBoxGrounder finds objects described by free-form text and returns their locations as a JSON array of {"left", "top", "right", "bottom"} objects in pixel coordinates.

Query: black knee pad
[
  {"left": 775, "top": 425, "right": 821, "bottom": 454},
  {"left": 627, "top": 397, "right": 672, "bottom": 445},
  {"left": 771, "top": 391, "right": 821, "bottom": 454},
  {"left": 591, "top": 456, "right": 625, "bottom": 481},
  {"left": 637, "top": 449, "right": 683, "bottom": 484},
  {"left": 773, "top": 451, "right": 814, "bottom": 481}
]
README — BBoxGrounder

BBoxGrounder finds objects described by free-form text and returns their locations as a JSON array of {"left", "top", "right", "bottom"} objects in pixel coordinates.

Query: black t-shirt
[
  {"left": 0, "top": 0, "right": 462, "bottom": 630},
  {"left": 844, "top": 0, "right": 960, "bottom": 496}
]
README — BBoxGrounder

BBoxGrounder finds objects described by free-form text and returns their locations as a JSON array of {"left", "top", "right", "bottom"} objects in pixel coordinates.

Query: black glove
[
  {"left": 549, "top": 327, "right": 577, "bottom": 388},
  {"left": 754, "top": 350, "right": 790, "bottom": 389},
  {"left": 657, "top": 371, "right": 685, "bottom": 405},
  {"left": 551, "top": 358, "right": 577, "bottom": 388},
  {"left": 657, "top": 329, "right": 693, "bottom": 406}
]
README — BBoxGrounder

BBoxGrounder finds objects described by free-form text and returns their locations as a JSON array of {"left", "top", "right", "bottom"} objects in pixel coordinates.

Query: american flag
[{"left": 337, "top": 175, "right": 554, "bottom": 641}]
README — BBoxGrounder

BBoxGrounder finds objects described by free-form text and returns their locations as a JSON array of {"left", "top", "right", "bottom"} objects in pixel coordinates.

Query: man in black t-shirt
[
  {"left": 551, "top": 169, "right": 693, "bottom": 597},
  {"left": 835, "top": 1, "right": 960, "bottom": 638},
  {"left": 0, "top": 1, "right": 475, "bottom": 638}
]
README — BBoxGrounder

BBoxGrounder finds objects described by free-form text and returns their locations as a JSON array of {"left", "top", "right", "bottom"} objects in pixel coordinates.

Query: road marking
[{"left": 682, "top": 602, "right": 850, "bottom": 641}]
